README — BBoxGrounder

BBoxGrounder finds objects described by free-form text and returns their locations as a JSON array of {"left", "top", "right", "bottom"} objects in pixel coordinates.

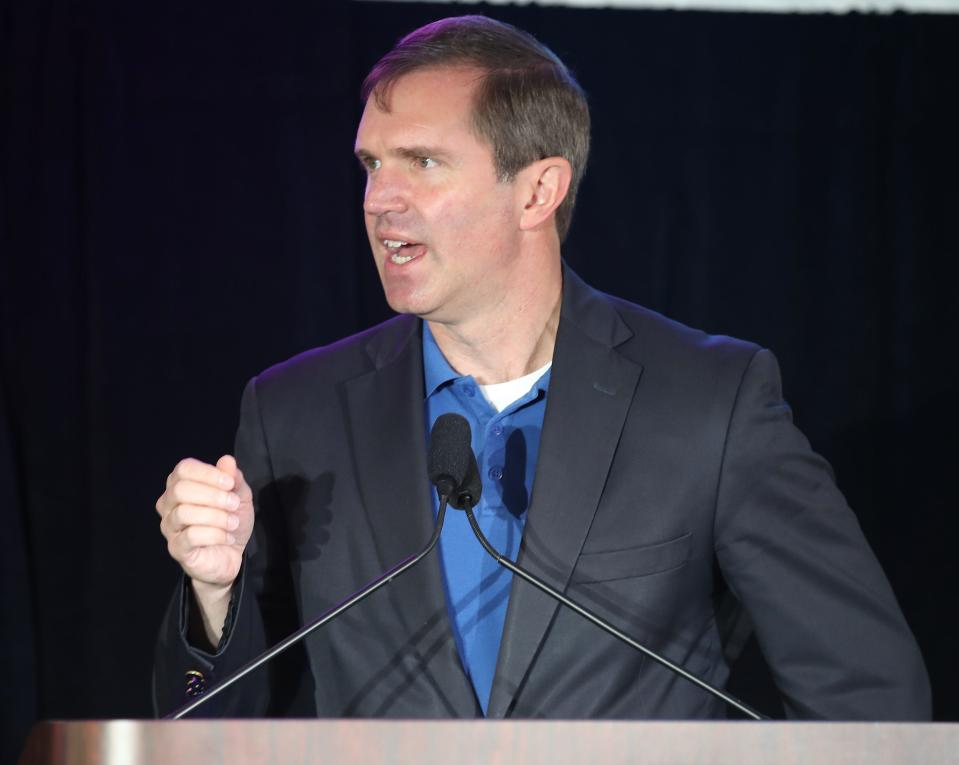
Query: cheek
[
  {"left": 436, "top": 188, "right": 516, "bottom": 252},
  {"left": 425, "top": 195, "right": 474, "bottom": 249}
]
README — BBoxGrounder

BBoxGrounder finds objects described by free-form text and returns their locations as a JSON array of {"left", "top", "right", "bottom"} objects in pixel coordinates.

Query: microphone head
[
  {"left": 428, "top": 413, "right": 472, "bottom": 498},
  {"left": 450, "top": 448, "right": 483, "bottom": 510}
]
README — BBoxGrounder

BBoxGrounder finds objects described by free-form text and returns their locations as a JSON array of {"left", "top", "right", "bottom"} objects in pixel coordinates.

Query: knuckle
[
  {"left": 170, "top": 481, "right": 191, "bottom": 504},
  {"left": 182, "top": 525, "right": 199, "bottom": 548},
  {"left": 172, "top": 457, "right": 197, "bottom": 481}
]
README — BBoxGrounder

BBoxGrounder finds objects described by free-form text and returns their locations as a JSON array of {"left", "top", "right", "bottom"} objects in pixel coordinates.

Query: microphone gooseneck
[
  {"left": 166, "top": 416, "right": 471, "bottom": 719},
  {"left": 457, "top": 462, "right": 767, "bottom": 721}
]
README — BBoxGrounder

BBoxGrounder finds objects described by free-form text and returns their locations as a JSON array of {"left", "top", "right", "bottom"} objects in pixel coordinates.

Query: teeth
[
  {"left": 383, "top": 239, "right": 408, "bottom": 248},
  {"left": 390, "top": 253, "right": 413, "bottom": 264}
]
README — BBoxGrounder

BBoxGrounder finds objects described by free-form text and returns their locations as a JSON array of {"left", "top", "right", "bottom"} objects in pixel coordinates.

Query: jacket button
[{"left": 185, "top": 670, "right": 206, "bottom": 697}]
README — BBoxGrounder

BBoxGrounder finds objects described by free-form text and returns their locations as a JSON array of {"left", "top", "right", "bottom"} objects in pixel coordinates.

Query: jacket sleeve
[
  {"left": 714, "top": 348, "right": 931, "bottom": 720},
  {"left": 152, "top": 377, "right": 313, "bottom": 718}
]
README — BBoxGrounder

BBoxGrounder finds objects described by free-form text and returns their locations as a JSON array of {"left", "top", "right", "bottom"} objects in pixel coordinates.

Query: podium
[{"left": 18, "top": 720, "right": 959, "bottom": 764}]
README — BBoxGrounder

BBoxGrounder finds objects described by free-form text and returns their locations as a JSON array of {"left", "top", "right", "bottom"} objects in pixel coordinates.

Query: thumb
[
  {"left": 234, "top": 465, "right": 252, "bottom": 501},
  {"left": 216, "top": 454, "right": 238, "bottom": 477},
  {"left": 217, "top": 454, "right": 252, "bottom": 500}
]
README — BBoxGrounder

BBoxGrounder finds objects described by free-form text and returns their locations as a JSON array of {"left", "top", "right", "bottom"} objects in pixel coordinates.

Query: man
[{"left": 154, "top": 16, "right": 930, "bottom": 719}]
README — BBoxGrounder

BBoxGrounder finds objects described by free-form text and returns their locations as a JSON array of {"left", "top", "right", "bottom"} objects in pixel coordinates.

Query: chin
[
  {"left": 383, "top": 290, "right": 427, "bottom": 317},
  {"left": 380, "top": 278, "right": 437, "bottom": 316}
]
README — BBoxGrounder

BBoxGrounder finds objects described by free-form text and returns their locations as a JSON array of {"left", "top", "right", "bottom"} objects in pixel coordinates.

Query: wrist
[
  {"left": 190, "top": 578, "right": 233, "bottom": 606},
  {"left": 188, "top": 579, "right": 235, "bottom": 651}
]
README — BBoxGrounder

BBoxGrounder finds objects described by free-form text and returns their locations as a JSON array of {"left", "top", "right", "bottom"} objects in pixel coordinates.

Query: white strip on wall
[{"left": 358, "top": 0, "right": 959, "bottom": 14}]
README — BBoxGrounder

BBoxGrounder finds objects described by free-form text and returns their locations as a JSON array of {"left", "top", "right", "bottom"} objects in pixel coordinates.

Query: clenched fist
[{"left": 156, "top": 455, "right": 254, "bottom": 644}]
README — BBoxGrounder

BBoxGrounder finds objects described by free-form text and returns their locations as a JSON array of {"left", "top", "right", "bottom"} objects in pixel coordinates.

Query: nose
[{"left": 363, "top": 167, "right": 408, "bottom": 216}]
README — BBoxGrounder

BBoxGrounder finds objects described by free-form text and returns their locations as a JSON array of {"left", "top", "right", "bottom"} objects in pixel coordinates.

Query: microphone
[
  {"left": 428, "top": 413, "right": 473, "bottom": 499},
  {"left": 455, "top": 443, "right": 767, "bottom": 721},
  {"left": 165, "top": 415, "right": 472, "bottom": 719},
  {"left": 450, "top": 445, "right": 482, "bottom": 510}
]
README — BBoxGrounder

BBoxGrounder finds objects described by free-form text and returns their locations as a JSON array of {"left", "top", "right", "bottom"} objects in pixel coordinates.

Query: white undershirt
[{"left": 478, "top": 361, "right": 553, "bottom": 413}]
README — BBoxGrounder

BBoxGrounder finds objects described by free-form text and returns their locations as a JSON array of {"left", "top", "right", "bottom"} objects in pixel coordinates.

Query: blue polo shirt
[{"left": 422, "top": 323, "right": 551, "bottom": 714}]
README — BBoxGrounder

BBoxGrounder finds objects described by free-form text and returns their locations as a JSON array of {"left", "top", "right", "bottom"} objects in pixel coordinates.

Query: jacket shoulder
[
  {"left": 586, "top": 284, "right": 763, "bottom": 377},
  {"left": 253, "top": 314, "right": 418, "bottom": 397}
]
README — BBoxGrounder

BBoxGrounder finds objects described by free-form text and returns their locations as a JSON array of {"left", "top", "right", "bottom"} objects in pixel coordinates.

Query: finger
[
  {"left": 156, "top": 488, "right": 191, "bottom": 518},
  {"left": 168, "top": 457, "right": 235, "bottom": 491},
  {"left": 216, "top": 455, "right": 238, "bottom": 484},
  {"left": 164, "top": 504, "right": 241, "bottom": 535},
  {"left": 170, "top": 480, "right": 241, "bottom": 511},
  {"left": 170, "top": 525, "right": 237, "bottom": 557}
]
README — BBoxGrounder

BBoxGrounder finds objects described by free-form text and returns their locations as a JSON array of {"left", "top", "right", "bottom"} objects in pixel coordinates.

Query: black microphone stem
[
  {"left": 167, "top": 497, "right": 451, "bottom": 720},
  {"left": 462, "top": 502, "right": 767, "bottom": 721}
]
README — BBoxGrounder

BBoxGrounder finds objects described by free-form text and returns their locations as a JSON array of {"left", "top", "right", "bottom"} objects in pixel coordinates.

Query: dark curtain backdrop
[{"left": 3, "top": 0, "right": 957, "bottom": 757}]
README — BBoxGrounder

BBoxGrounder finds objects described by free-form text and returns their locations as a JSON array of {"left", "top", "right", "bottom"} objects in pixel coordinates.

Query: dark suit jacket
[{"left": 154, "top": 267, "right": 931, "bottom": 720}]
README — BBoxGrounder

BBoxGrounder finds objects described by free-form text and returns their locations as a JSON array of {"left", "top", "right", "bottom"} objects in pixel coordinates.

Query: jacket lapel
[
  {"left": 343, "top": 316, "right": 478, "bottom": 716},
  {"left": 487, "top": 268, "right": 643, "bottom": 718}
]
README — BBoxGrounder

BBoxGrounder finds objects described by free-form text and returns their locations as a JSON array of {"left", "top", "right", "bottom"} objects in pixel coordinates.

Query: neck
[{"left": 428, "top": 256, "right": 563, "bottom": 385}]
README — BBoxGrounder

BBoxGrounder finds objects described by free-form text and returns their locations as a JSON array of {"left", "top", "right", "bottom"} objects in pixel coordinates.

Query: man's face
[{"left": 354, "top": 67, "right": 522, "bottom": 325}]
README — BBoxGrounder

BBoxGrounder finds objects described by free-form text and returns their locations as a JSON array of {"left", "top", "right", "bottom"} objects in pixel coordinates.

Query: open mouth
[{"left": 383, "top": 239, "right": 426, "bottom": 265}]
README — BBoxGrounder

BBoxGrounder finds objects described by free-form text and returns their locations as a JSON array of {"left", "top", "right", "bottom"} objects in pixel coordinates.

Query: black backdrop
[{"left": 3, "top": 0, "right": 958, "bottom": 757}]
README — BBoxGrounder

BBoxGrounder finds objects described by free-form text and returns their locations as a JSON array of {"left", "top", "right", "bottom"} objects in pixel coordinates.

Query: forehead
[{"left": 355, "top": 67, "right": 485, "bottom": 150}]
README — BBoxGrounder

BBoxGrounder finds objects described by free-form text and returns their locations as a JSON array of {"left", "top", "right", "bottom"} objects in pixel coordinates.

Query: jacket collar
[
  {"left": 345, "top": 313, "right": 480, "bottom": 716},
  {"left": 488, "top": 264, "right": 643, "bottom": 717}
]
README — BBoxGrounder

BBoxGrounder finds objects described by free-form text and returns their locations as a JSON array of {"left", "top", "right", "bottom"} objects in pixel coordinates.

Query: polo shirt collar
[{"left": 423, "top": 322, "right": 462, "bottom": 398}]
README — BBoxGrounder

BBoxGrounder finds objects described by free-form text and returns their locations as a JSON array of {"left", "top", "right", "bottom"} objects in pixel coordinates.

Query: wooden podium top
[{"left": 20, "top": 719, "right": 959, "bottom": 765}]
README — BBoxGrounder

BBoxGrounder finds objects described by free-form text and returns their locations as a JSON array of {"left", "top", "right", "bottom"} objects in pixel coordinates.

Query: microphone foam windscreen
[
  {"left": 450, "top": 448, "right": 483, "bottom": 510},
  {"left": 428, "top": 413, "right": 472, "bottom": 490}
]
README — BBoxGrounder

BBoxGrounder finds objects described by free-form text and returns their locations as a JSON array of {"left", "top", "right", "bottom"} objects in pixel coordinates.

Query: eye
[
  {"left": 414, "top": 156, "right": 438, "bottom": 169},
  {"left": 359, "top": 156, "right": 381, "bottom": 172}
]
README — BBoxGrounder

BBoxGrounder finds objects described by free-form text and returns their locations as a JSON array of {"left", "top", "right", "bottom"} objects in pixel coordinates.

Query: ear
[{"left": 516, "top": 157, "right": 573, "bottom": 232}]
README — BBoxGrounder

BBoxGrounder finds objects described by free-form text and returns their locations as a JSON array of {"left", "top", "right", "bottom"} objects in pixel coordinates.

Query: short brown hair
[{"left": 361, "top": 16, "right": 590, "bottom": 241}]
